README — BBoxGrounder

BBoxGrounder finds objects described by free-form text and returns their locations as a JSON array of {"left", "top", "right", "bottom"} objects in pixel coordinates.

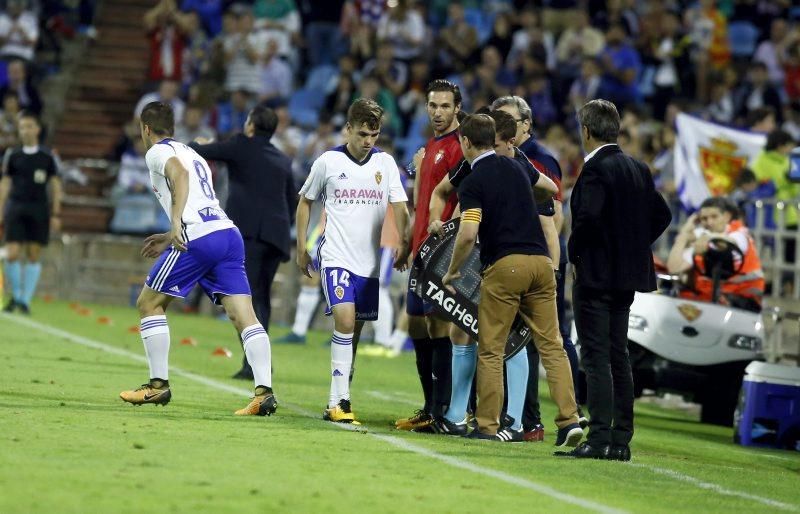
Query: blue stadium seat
[
  {"left": 288, "top": 88, "right": 326, "bottom": 128},
  {"left": 728, "top": 22, "right": 760, "bottom": 58},
  {"left": 304, "top": 64, "right": 339, "bottom": 96},
  {"left": 110, "top": 194, "right": 160, "bottom": 235}
]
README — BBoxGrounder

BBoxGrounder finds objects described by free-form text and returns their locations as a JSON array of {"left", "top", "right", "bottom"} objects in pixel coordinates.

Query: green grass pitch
[{"left": 1, "top": 300, "right": 798, "bottom": 514}]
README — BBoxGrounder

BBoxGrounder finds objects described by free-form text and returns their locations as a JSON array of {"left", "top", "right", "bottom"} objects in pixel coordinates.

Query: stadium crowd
[{"left": 98, "top": 0, "right": 800, "bottom": 226}]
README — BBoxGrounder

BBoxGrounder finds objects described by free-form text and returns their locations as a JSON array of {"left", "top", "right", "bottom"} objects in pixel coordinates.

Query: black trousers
[
  {"left": 572, "top": 283, "right": 635, "bottom": 446},
  {"left": 243, "top": 238, "right": 283, "bottom": 330}
]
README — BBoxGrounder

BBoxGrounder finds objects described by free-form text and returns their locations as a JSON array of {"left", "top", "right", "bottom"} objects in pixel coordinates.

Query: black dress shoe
[
  {"left": 465, "top": 429, "right": 496, "bottom": 441},
  {"left": 608, "top": 444, "right": 631, "bottom": 461},
  {"left": 554, "top": 442, "right": 611, "bottom": 459}
]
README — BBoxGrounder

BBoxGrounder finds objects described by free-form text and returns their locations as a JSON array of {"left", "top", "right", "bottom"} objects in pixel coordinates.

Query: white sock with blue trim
[
  {"left": 329, "top": 330, "right": 353, "bottom": 407},
  {"left": 241, "top": 323, "right": 272, "bottom": 389},
  {"left": 140, "top": 315, "right": 170, "bottom": 380}
]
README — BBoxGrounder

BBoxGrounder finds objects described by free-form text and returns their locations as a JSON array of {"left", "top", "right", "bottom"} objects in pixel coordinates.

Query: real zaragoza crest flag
[{"left": 674, "top": 113, "right": 766, "bottom": 211}]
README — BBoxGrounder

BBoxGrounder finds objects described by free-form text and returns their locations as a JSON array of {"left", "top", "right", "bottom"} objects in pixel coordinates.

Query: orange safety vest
[{"left": 680, "top": 220, "right": 765, "bottom": 306}]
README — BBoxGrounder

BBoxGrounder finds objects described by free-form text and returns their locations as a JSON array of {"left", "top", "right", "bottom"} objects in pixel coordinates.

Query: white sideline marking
[
  {"left": 631, "top": 464, "right": 798, "bottom": 512},
  {"left": 11, "top": 314, "right": 797, "bottom": 512},
  {"left": 8, "top": 314, "right": 625, "bottom": 514}
]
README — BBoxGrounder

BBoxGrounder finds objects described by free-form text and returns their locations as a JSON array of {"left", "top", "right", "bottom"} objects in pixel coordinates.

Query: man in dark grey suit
[
  {"left": 190, "top": 103, "right": 296, "bottom": 379},
  {"left": 558, "top": 100, "right": 671, "bottom": 460}
]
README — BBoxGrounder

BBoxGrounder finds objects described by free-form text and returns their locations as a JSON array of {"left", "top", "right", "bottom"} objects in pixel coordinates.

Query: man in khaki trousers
[{"left": 442, "top": 113, "right": 583, "bottom": 446}]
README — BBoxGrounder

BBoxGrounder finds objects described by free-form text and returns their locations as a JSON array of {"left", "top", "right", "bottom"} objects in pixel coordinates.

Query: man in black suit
[
  {"left": 190, "top": 103, "right": 296, "bottom": 378},
  {"left": 558, "top": 99, "right": 671, "bottom": 460}
]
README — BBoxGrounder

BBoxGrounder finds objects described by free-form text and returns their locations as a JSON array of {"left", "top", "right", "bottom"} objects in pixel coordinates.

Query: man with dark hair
[
  {"left": 667, "top": 195, "right": 764, "bottom": 313},
  {"left": 0, "top": 111, "right": 60, "bottom": 314},
  {"left": 190, "top": 102, "right": 295, "bottom": 379},
  {"left": 492, "top": 94, "right": 584, "bottom": 441},
  {"left": 428, "top": 108, "right": 561, "bottom": 441},
  {"left": 296, "top": 98, "right": 410, "bottom": 424},
  {"left": 120, "top": 101, "right": 278, "bottom": 416},
  {"left": 395, "top": 79, "right": 464, "bottom": 432},
  {"left": 562, "top": 99, "right": 672, "bottom": 460},
  {"left": 441, "top": 113, "right": 582, "bottom": 444}
]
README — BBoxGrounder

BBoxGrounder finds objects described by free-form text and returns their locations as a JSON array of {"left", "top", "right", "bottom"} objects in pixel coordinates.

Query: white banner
[{"left": 674, "top": 113, "right": 766, "bottom": 211}]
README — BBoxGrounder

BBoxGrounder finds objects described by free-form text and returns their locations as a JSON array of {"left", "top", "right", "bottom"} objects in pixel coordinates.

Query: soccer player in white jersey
[
  {"left": 119, "top": 102, "right": 277, "bottom": 417},
  {"left": 296, "top": 98, "right": 411, "bottom": 424}
]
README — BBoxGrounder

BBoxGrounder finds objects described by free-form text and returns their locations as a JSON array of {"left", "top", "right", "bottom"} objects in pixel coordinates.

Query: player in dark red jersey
[
  {"left": 395, "top": 80, "right": 463, "bottom": 432},
  {"left": 492, "top": 95, "right": 586, "bottom": 441}
]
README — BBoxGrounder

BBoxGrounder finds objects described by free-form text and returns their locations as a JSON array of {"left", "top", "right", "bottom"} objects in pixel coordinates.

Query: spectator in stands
[
  {"left": 259, "top": 39, "right": 292, "bottom": 101},
  {"left": 485, "top": 12, "right": 513, "bottom": 63},
  {"left": 144, "top": 0, "right": 190, "bottom": 83},
  {"left": 783, "top": 101, "right": 800, "bottom": 141},
  {"left": 730, "top": 168, "right": 759, "bottom": 224},
  {"left": 268, "top": 98, "right": 304, "bottom": 164},
  {"left": 134, "top": 79, "right": 186, "bottom": 123},
  {"left": 0, "top": 59, "right": 41, "bottom": 114},
  {"left": 751, "top": 129, "right": 798, "bottom": 252},
  {"left": 300, "top": 0, "right": 346, "bottom": 66},
  {"left": 753, "top": 18, "right": 793, "bottom": 87},
  {"left": 376, "top": 0, "right": 425, "bottom": 62},
  {"left": 737, "top": 62, "right": 784, "bottom": 124},
  {"left": 298, "top": 110, "right": 340, "bottom": 172},
  {"left": 689, "top": 0, "right": 731, "bottom": 102},
  {"left": 525, "top": 73, "right": 557, "bottom": 128},
  {"left": 224, "top": 4, "right": 267, "bottom": 95},
  {"left": 475, "top": 45, "right": 516, "bottom": 99},
  {"left": 354, "top": 73, "right": 401, "bottom": 136},
  {"left": 362, "top": 41, "right": 408, "bottom": 98},
  {"left": 397, "top": 57, "right": 431, "bottom": 128},
  {"left": 174, "top": 103, "right": 215, "bottom": 143},
  {"left": 325, "top": 73, "right": 356, "bottom": 128},
  {"left": 211, "top": 89, "right": 252, "bottom": 139},
  {"left": 254, "top": 0, "right": 301, "bottom": 63},
  {"left": 181, "top": 11, "right": 211, "bottom": 93},
  {"left": 784, "top": 41, "right": 800, "bottom": 102},
  {"left": 0, "top": 0, "right": 39, "bottom": 62},
  {"left": 542, "top": 0, "right": 581, "bottom": 35},
  {"left": 111, "top": 139, "right": 152, "bottom": 203},
  {"left": 746, "top": 106, "right": 777, "bottom": 134},
  {"left": 707, "top": 75, "right": 736, "bottom": 125},
  {"left": 555, "top": 10, "right": 605, "bottom": 80},
  {"left": 650, "top": 10, "right": 692, "bottom": 121},
  {"left": 180, "top": 0, "right": 223, "bottom": 37},
  {"left": 508, "top": 8, "right": 556, "bottom": 72},
  {"left": 599, "top": 22, "right": 642, "bottom": 109},
  {"left": 567, "top": 57, "right": 602, "bottom": 118},
  {"left": 438, "top": 3, "right": 479, "bottom": 73},
  {"left": 0, "top": 91, "right": 20, "bottom": 153}
]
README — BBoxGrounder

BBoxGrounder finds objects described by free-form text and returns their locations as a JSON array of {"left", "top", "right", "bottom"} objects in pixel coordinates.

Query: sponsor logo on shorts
[
  {"left": 334, "top": 286, "right": 344, "bottom": 300},
  {"left": 170, "top": 286, "right": 180, "bottom": 293}
]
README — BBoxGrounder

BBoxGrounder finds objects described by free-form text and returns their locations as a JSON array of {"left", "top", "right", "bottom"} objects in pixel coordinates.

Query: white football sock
[
  {"left": 292, "top": 286, "right": 320, "bottom": 336},
  {"left": 140, "top": 315, "right": 170, "bottom": 380},
  {"left": 330, "top": 330, "right": 353, "bottom": 406},
  {"left": 389, "top": 328, "right": 409, "bottom": 354},
  {"left": 242, "top": 323, "right": 272, "bottom": 389},
  {"left": 373, "top": 285, "right": 394, "bottom": 347}
]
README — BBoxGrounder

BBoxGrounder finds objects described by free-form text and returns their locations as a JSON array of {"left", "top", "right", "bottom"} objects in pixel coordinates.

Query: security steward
[
  {"left": 441, "top": 114, "right": 582, "bottom": 445},
  {"left": 0, "top": 111, "right": 61, "bottom": 315},
  {"left": 190, "top": 103, "right": 296, "bottom": 379},
  {"left": 666, "top": 196, "right": 764, "bottom": 312}
]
